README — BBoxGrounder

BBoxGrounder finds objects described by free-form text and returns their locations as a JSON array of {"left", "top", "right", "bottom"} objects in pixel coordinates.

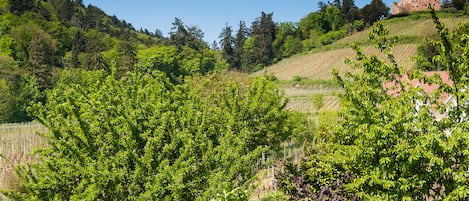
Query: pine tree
[
  {"left": 71, "top": 30, "right": 85, "bottom": 68},
  {"left": 234, "top": 21, "right": 248, "bottom": 71},
  {"left": 219, "top": 24, "right": 235, "bottom": 69},
  {"left": 251, "top": 12, "right": 276, "bottom": 71}
]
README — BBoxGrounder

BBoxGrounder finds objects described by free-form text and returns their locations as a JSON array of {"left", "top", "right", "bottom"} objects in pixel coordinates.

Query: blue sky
[{"left": 82, "top": 0, "right": 394, "bottom": 43}]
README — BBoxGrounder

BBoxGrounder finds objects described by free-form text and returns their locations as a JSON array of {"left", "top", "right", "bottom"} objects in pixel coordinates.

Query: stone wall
[{"left": 392, "top": 0, "right": 441, "bottom": 14}]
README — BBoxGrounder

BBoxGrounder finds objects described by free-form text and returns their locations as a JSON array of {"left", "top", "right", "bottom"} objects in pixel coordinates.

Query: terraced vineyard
[
  {"left": 252, "top": 44, "right": 418, "bottom": 80},
  {"left": 252, "top": 15, "right": 469, "bottom": 81},
  {"left": 335, "top": 17, "right": 469, "bottom": 46},
  {"left": 286, "top": 95, "right": 340, "bottom": 113}
]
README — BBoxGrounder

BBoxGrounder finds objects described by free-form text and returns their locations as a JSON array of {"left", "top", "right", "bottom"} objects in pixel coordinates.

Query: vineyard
[
  {"left": 252, "top": 44, "right": 418, "bottom": 80},
  {"left": 286, "top": 95, "right": 340, "bottom": 113},
  {"left": 0, "top": 122, "right": 47, "bottom": 190},
  {"left": 335, "top": 17, "right": 469, "bottom": 45},
  {"left": 251, "top": 15, "right": 469, "bottom": 81}
]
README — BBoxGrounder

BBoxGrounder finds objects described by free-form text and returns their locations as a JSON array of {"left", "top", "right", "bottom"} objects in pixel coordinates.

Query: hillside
[{"left": 252, "top": 14, "right": 469, "bottom": 81}]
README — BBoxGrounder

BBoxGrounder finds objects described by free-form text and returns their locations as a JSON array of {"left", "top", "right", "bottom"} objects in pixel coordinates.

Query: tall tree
[
  {"left": 233, "top": 21, "right": 249, "bottom": 71},
  {"left": 54, "top": 0, "right": 75, "bottom": 21},
  {"left": 273, "top": 22, "right": 302, "bottom": 59},
  {"left": 169, "top": 18, "right": 206, "bottom": 51},
  {"left": 116, "top": 40, "right": 136, "bottom": 76},
  {"left": 452, "top": 0, "right": 467, "bottom": 10},
  {"left": 84, "top": 30, "right": 108, "bottom": 71},
  {"left": 361, "top": 0, "right": 389, "bottom": 25},
  {"left": 0, "top": 78, "right": 14, "bottom": 122},
  {"left": 9, "top": 0, "right": 34, "bottom": 15},
  {"left": 219, "top": 24, "right": 235, "bottom": 68},
  {"left": 28, "top": 35, "right": 55, "bottom": 90},
  {"left": 342, "top": 0, "right": 361, "bottom": 23},
  {"left": 251, "top": 12, "right": 276, "bottom": 71},
  {"left": 71, "top": 30, "right": 85, "bottom": 68}
]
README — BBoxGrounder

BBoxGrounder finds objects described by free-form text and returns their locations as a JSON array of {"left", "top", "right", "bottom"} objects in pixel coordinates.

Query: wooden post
[{"left": 262, "top": 152, "right": 265, "bottom": 165}]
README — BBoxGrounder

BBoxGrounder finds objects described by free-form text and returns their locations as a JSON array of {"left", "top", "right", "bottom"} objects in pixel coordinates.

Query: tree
[
  {"left": 28, "top": 33, "right": 55, "bottom": 90},
  {"left": 342, "top": 0, "right": 361, "bottom": 23},
  {"left": 136, "top": 45, "right": 216, "bottom": 84},
  {"left": 71, "top": 30, "right": 85, "bottom": 68},
  {"left": 219, "top": 24, "right": 235, "bottom": 68},
  {"left": 361, "top": 0, "right": 389, "bottom": 25},
  {"left": 8, "top": 70, "right": 299, "bottom": 200},
  {"left": 11, "top": 24, "right": 56, "bottom": 90},
  {"left": 452, "top": 0, "right": 467, "bottom": 10},
  {"left": 11, "top": 75, "right": 42, "bottom": 122},
  {"left": 233, "top": 21, "right": 249, "bottom": 71},
  {"left": 251, "top": 12, "right": 276, "bottom": 71},
  {"left": 169, "top": 18, "right": 207, "bottom": 51},
  {"left": 0, "top": 79, "right": 14, "bottom": 122},
  {"left": 115, "top": 40, "right": 136, "bottom": 76},
  {"left": 415, "top": 23, "right": 469, "bottom": 71},
  {"left": 9, "top": 0, "right": 34, "bottom": 15},
  {"left": 278, "top": 10, "right": 469, "bottom": 200},
  {"left": 311, "top": 93, "right": 324, "bottom": 114},
  {"left": 84, "top": 30, "right": 109, "bottom": 71},
  {"left": 273, "top": 22, "right": 302, "bottom": 59},
  {"left": 54, "top": 0, "right": 74, "bottom": 21},
  {"left": 415, "top": 39, "right": 442, "bottom": 71}
]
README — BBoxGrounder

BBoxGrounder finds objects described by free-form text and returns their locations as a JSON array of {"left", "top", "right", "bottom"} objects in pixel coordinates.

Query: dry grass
[{"left": 252, "top": 44, "right": 418, "bottom": 80}]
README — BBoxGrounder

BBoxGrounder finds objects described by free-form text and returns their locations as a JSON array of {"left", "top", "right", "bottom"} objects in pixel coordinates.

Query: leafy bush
[
  {"left": 277, "top": 9, "right": 469, "bottom": 200},
  {"left": 319, "top": 30, "right": 346, "bottom": 45},
  {"left": 6, "top": 70, "right": 301, "bottom": 200}
]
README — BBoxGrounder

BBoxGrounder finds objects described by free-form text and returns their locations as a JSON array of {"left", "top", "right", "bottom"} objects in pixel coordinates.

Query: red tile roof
[{"left": 384, "top": 71, "right": 453, "bottom": 103}]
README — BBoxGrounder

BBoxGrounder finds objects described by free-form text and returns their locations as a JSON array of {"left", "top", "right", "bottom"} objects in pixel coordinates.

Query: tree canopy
[{"left": 6, "top": 69, "right": 302, "bottom": 200}]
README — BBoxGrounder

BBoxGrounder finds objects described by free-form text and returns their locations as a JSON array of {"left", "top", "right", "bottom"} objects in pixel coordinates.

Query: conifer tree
[
  {"left": 251, "top": 12, "right": 276, "bottom": 71},
  {"left": 219, "top": 24, "right": 235, "bottom": 68},
  {"left": 234, "top": 21, "right": 248, "bottom": 71}
]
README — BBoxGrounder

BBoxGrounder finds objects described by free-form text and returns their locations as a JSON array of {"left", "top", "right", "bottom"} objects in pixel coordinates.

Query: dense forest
[{"left": 1, "top": 0, "right": 469, "bottom": 200}]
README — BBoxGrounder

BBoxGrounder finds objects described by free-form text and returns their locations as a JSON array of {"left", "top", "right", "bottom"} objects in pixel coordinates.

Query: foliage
[
  {"left": 415, "top": 39, "right": 443, "bottom": 71},
  {"left": 416, "top": 23, "right": 469, "bottom": 71},
  {"left": 0, "top": 79, "right": 14, "bottom": 122},
  {"left": 233, "top": 21, "right": 249, "bottom": 71},
  {"left": 311, "top": 93, "right": 325, "bottom": 114},
  {"left": 170, "top": 17, "right": 207, "bottom": 51},
  {"left": 219, "top": 24, "right": 236, "bottom": 68},
  {"left": 261, "top": 190, "right": 289, "bottom": 201},
  {"left": 319, "top": 29, "right": 346, "bottom": 45},
  {"left": 6, "top": 70, "right": 300, "bottom": 200},
  {"left": 251, "top": 12, "right": 277, "bottom": 69},
  {"left": 278, "top": 9, "right": 469, "bottom": 200},
  {"left": 136, "top": 45, "right": 216, "bottom": 84}
]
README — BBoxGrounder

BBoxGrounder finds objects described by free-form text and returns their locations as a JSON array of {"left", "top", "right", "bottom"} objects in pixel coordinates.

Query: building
[
  {"left": 392, "top": 0, "right": 441, "bottom": 14},
  {"left": 384, "top": 71, "right": 455, "bottom": 120}
]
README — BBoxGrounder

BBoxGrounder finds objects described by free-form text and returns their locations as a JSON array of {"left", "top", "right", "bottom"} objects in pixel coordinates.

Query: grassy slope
[{"left": 252, "top": 15, "right": 469, "bottom": 81}]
